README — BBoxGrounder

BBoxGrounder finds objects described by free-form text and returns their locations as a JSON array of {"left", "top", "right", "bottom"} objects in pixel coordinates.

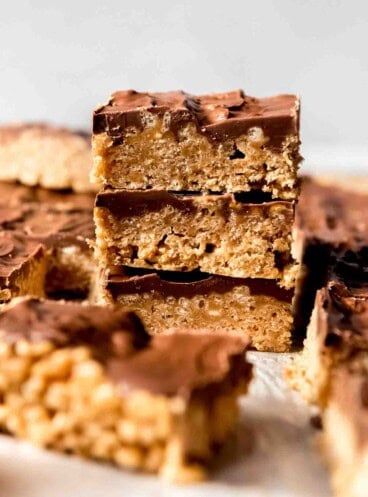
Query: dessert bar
[
  {"left": 0, "top": 182, "right": 95, "bottom": 299},
  {"left": 0, "top": 297, "right": 252, "bottom": 482},
  {"left": 94, "top": 189, "right": 296, "bottom": 287},
  {"left": 0, "top": 231, "right": 46, "bottom": 302},
  {"left": 0, "top": 123, "right": 96, "bottom": 192},
  {"left": 97, "top": 266, "right": 294, "bottom": 352},
  {"left": 92, "top": 90, "right": 300, "bottom": 199},
  {"left": 293, "top": 176, "right": 368, "bottom": 335},
  {"left": 290, "top": 245, "right": 368, "bottom": 401},
  {"left": 288, "top": 248, "right": 368, "bottom": 497}
]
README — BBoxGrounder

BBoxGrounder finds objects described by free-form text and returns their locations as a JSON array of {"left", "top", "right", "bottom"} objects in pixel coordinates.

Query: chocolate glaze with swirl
[
  {"left": 0, "top": 182, "right": 94, "bottom": 289},
  {"left": 0, "top": 231, "right": 44, "bottom": 282},
  {"left": 0, "top": 182, "right": 94, "bottom": 249}
]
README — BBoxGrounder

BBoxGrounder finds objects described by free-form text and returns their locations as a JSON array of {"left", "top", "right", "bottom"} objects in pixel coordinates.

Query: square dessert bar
[
  {"left": 97, "top": 266, "right": 294, "bottom": 352},
  {"left": 0, "top": 123, "right": 96, "bottom": 193},
  {"left": 0, "top": 182, "right": 95, "bottom": 299},
  {"left": 0, "top": 297, "right": 252, "bottom": 483},
  {"left": 289, "top": 247, "right": 368, "bottom": 405},
  {"left": 0, "top": 231, "right": 46, "bottom": 302},
  {"left": 293, "top": 176, "right": 368, "bottom": 336},
  {"left": 288, "top": 249, "right": 368, "bottom": 497},
  {"left": 92, "top": 90, "right": 300, "bottom": 199},
  {"left": 94, "top": 189, "right": 297, "bottom": 288}
]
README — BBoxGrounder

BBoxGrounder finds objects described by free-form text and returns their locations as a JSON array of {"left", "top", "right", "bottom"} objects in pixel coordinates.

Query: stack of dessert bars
[{"left": 92, "top": 89, "right": 301, "bottom": 351}]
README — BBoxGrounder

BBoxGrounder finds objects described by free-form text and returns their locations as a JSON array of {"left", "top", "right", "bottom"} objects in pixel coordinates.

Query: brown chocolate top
[
  {"left": 0, "top": 297, "right": 250, "bottom": 397},
  {"left": 0, "top": 182, "right": 37, "bottom": 206},
  {"left": 315, "top": 282, "right": 368, "bottom": 356},
  {"left": 93, "top": 89, "right": 300, "bottom": 151},
  {"left": 331, "top": 246, "right": 368, "bottom": 298},
  {"left": 0, "top": 297, "right": 148, "bottom": 350},
  {"left": 0, "top": 183, "right": 95, "bottom": 248},
  {"left": 309, "top": 241, "right": 368, "bottom": 356},
  {"left": 297, "top": 177, "right": 368, "bottom": 250},
  {"left": 15, "top": 209, "right": 94, "bottom": 248},
  {"left": 106, "top": 266, "right": 293, "bottom": 302},
  {"left": 108, "top": 333, "right": 251, "bottom": 397},
  {"left": 95, "top": 188, "right": 293, "bottom": 218},
  {"left": 0, "top": 231, "right": 44, "bottom": 282}
]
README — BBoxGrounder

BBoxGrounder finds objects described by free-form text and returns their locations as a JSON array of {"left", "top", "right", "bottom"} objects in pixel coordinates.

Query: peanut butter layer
[
  {"left": 0, "top": 123, "right": 97, "bottom": 193},
  {"left": 0, "top": 182, "right": 95, "bottom": 299},
  {"left": 0, "top": 297, "right": 252, "bottom": 482},
  {"left": 95, "top": 189, "right": 297, "bottom": 287},
  {"left": 92, "top": 90, "right": 301, "bottom": 199},
  {"left": 95, "top": 266, "right": 294, "bottom": 352}
]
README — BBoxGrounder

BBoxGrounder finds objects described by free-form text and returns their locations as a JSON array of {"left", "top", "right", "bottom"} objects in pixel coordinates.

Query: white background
[{"left": 0, "top": 0, "right": 367, "bottom": 173}]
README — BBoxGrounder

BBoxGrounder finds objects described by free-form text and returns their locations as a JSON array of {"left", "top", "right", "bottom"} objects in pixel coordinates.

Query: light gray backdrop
[{"left": 1, "top": 0, "right": 367, "bottom": 173}]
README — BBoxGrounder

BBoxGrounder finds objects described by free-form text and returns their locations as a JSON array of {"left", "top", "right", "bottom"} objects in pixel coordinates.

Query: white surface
[
  {"left": 0, "top": 0, "right": 368, "bottom": 174},
  {"left": 0, "top": 353, "right": 332, "bottom": 497}
]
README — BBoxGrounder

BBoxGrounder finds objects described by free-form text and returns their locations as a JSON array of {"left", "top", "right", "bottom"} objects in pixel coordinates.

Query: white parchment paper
[{"left": 0, "top": 353, "right": 332, "bottom": 497}]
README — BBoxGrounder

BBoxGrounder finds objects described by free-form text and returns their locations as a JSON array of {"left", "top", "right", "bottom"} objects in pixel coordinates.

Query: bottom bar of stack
[
  {"left": 95, "top": 266, "right": 294, "bottom": 352},
  {"left": 0, "top": 297, "right": 252, "bottom": 483}
]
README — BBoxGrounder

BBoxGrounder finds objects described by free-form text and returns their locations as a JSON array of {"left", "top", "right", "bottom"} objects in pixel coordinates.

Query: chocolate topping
[
  {"left": 0, "top": 297, "right": 148, "bottom": 350},
  {"left": 108, "top": 333, "right": 250, "bottom": 397},
  {"left": 0, "top": 182, "right": 37, "bottom": 206},
  {"left": 106, "top": 266, "right": 293, "bottom": 302},
  {"left": 315, "top": 281, "right": 368, "bottom": 356},
  {"left": 0, "top": 231, "right": 44, "bottom": 281},
  {"left": 0, "top": 183, "right": 95, "bottom": 249},
  {"left": 294, "top": 177, "right": 368, "bottom": 338},
  {"left": 331, "top": 247, "right": 368, "bottom": 298},
  {"left": 0, "top": 206, "right": 28, "bottom": 226},
  {"left": 18, "top": 209, "right": 94, "bottom": 248},
  {"left": 94, "top": 89, "right": 300, "bottom": 151},
  {"left": 0, "top": 298, "right": 250, "bottom": 398},
  {"left": 95, "top": 188, "right": 293, "bottom": 218},
  {"left": 297, "top": 177, "right": 368, "bottom": 249}
]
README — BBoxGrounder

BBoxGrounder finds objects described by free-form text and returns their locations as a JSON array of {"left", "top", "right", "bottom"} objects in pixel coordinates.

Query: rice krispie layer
[{"left": 94, "top": 189, "right": 297, "bottom": 287}]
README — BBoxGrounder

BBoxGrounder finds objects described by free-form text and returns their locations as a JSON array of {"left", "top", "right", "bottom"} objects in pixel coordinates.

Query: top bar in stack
[{"left": 92, "top": 90, "right": 300, "bottom": 199}]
